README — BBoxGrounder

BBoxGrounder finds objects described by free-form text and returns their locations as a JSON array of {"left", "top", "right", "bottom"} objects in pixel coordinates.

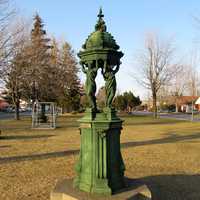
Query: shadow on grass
[
  {"left": 0, "top": 134, "right": 55, "bottom": 140},
  {"left": 121, "top": 132, "right": 200, "bottom": 148},
  {"left": 0, "top": 149, "right": 79, "bottom": 164},
  {"left": 0, "top": 127, "right": 31, "bottom": 131},
  {"left": 1, "top": 132, "right": 200, "bottom": 164},
  {"left": 56, "top": 124, "right": 79, "bottom": 129},
  {"left": 0, "top": 145, "right": 11, "bottom": 148},
  {"left": 140, "top": 174, "right": 200, "bottom": 200},
  {"left": 115, "top": 175, "right": 200, "bottom": 200},
  {"left": 0, "top": 122, "right": 79, "bottom": 131},
  {"left": 124, "top": 120, "right": 184, "bottom": 126}
]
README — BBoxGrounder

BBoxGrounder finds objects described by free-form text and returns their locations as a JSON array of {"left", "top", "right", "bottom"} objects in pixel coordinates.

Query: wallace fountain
[{"left": 51, "top": 8, "right": 151, "bottom": 200}]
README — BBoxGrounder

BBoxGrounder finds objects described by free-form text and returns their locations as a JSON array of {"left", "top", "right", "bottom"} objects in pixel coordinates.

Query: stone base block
[{"left": 50, "top": 178, "right": 151, "bottom": 200}]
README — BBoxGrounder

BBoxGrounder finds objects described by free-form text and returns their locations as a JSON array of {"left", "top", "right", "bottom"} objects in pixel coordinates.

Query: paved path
[
  {"left": 132, "top": 111, "right": 200, "bottom": 121},
  {"left": 0, "top": 112, "right": 31, "bottom": 120}
]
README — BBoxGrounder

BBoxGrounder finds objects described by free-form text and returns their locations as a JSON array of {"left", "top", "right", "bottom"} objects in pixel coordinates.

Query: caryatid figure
[
  {"left": 81, "top": 60, "right": 98, "bottom": 111},
  {"left": 101, "top": 61, "right": 120, "bottom": 108}
]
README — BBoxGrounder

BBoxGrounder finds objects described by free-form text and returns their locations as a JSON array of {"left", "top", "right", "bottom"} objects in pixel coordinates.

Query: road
[
  {"left": 131, "top": 111, "right": 200, "bottom": 121},
  {"left": 0, "top": 111, "right": 31, "bottom": 120},
  {"left": 1, "top": 111, "right": 200, "bottom": 122}
]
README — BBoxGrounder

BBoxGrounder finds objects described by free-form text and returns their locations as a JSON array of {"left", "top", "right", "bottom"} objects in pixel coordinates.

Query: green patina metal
[
  {"left": 78, "top": 7, "right": 123, "bottom": 111},
  {"left": 74, "top": 8, "right": 125, "bottom": 195}
]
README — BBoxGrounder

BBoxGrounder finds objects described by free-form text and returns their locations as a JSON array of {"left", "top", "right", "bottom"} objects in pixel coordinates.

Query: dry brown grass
[{"left": 0, "top": 114, "right": 200, "bottom": 200}]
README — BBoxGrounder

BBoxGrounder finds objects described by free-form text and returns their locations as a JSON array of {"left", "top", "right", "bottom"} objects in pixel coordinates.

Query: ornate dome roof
[{"left": 82, "top": 8, "right": 119, "bottom": 51}]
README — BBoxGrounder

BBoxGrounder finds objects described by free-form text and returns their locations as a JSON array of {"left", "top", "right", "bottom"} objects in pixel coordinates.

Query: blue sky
[{"left": 14, "top": 0, "right": 200, "bottom": 99}]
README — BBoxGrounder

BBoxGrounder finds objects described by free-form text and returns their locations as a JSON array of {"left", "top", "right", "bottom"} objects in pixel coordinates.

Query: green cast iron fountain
[{"left": 73, "top": 8, "right": 125, "bottom": 195}]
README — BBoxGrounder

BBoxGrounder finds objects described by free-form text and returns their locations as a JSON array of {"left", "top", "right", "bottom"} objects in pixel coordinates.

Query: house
[
  {"left": 176, "top": 96, "right": 199, "bottom": 112},
  {"left": 0, "top": 97, "right": 9, "bottom": 111},
  {"left": 140, "top": 96, "right": 200, "bottom": 113},
  {"left": 195, "top": 97, "right": 200, "bottom": 111}
]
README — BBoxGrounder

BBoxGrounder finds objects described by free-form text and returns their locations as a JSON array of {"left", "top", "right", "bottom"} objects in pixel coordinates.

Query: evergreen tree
[
  {"left": 27, "top": 14, "right": 52, "bottom": 102},
  {"left": 3, "top": 13, "right": 82, "bottom": 120},
  {"left": 123, "top": 91, "right": 142, "bottom": 111},
  {"left": 114, "top": 91, "right": 142, "bottom": 112},
  {"left": 59, "top": 42, "right": 80, "bottom": 112},
  {"left": 21, "top": 14, "right": 53, "bottom": 122}
]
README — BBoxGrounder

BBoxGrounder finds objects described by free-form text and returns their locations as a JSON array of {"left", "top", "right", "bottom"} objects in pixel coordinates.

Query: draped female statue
[
  {"left": 102, "top": 63, "right": 120, "bottom": 108},
  {"left": 81, "top": 61, "right": 98, "bottom": 111}
]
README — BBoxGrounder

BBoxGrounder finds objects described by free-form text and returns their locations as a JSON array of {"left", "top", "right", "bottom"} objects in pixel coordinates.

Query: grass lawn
[{"left": 0, "top": 114, "right": 200, "bottom": 200}]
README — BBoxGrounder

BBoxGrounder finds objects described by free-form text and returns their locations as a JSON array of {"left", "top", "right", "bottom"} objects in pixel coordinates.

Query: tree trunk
[
  {"left": 191, "top": 101, "right": 194, "bottom": 121},
  {"left": 152, "top": 92, "right": 157, "bottom": 118},
  {"left": 15, "top": 100, "right": 20, "bottom": 120},
  {"left": 61, "top": 107, "right": 63, "bottom": 114},
  {"left": 175, "top": 102, "right": 179, "bottom": 113}
]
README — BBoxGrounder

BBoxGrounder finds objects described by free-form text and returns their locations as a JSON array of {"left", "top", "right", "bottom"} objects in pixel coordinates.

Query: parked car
[{"left": 6, "top": 107, "right": 15, "bottom": 113}]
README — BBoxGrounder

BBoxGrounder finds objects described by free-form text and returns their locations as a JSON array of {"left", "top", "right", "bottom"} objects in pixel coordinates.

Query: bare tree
[
  {"left": 0, "top": 0, "right": 15, "bottom": 76},
  {"left": 3, "top": 20, "right": 30, "bottom": 120},
  {"left": 170, "top": 64, "right": 188, "bottom": 112},
  {"left": 134, "top": 33, "right": 179, "bottom": 118},
  {"left": 157, "top": 85, "right": 170, "bottom": 109},
  {"left": 186, "top": 51, "right": 200, "bottom": 120}
]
